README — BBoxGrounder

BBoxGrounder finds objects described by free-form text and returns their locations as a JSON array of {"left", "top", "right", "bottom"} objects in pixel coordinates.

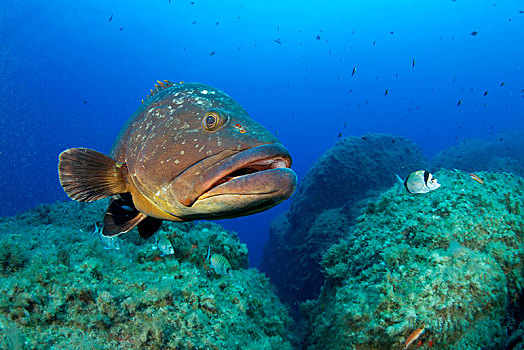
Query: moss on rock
[
  {"left": 303, "top": 170, "right": 524, "bottom": 349},
  {"left": 0, "top": 201, "right": 292, "bottom": 349}
]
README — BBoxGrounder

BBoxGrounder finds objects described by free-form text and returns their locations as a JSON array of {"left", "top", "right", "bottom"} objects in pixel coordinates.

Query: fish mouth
[{"left": 170, "top": 143, "right": 297, "bottom": 211}]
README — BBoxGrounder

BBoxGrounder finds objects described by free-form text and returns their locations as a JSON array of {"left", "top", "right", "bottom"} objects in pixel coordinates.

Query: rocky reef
[
  {"left": 302, "top": 169, "right": 524, "bottom": 349},
  {"left": 0, "top": 201, "right": 292, "bottom": 349},
  {"left": 262, "top": 133, "right": 426, "bottom": 306},
  {"left": 430, "top": 129, "right": 524, "bottom": 174}
]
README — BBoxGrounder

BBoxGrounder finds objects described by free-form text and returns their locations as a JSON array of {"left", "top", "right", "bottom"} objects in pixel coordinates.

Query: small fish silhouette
[
  {"left": 471, "top": 31, "right": 478, "bottom": 36},
  {"left": 109, "top": 14, "right": 113, "bottom": 23}
]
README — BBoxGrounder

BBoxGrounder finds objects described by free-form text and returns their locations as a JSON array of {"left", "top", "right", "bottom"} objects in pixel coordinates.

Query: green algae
[
  {"left": 0, "top": 201, "right": 292, "bottom": 349},
  {"left": 303, "top": 170, "right": 524, "bottom": 349}
]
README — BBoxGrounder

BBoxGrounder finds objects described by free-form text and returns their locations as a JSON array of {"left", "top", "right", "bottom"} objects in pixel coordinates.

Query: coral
[
  {"left": 302, "top": 170, "right": 524, "bottom": 349},
  {"left": 262, "top": 133, "right": 426, "bottom": 306},
  {"left": 0, "top": 201, "right": 292, "bottom": 349}
]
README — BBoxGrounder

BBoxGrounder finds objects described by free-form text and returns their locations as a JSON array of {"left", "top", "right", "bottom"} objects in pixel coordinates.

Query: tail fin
[
  {"left": 58, "top": 148, "right": 128, "bottom": 202},
  {"left": 395, "top": 174, "right": 404, "bottom": 195}
]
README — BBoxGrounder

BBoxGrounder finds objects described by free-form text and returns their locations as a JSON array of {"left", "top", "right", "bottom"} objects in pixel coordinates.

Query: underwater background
[
  {"left": 1, "top": 0, "right": 524, "bottom": 349},
  {"left": 2, "top": 0, "right": 523, "bottom": 266}
]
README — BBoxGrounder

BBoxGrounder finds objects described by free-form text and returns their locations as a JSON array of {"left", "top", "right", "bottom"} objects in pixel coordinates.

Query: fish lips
[{"left": 170, "top": 143, "right": 297, "bottom": 211}]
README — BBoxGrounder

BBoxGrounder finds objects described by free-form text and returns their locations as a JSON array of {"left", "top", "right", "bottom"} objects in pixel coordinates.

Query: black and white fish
[
  {"left": 396, "top": 170, "right": 441, "bottom": 194},
  {"left": 153, "top": 235, "right": 174, "bottom": 256}
]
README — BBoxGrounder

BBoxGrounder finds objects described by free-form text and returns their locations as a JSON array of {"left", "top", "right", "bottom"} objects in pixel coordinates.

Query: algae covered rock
[
  {"left": 0, "top": 201, "right": 292, "bottom": 349},
  {"left": 430, "top": 130, "right": 524, "bottom": 174},
  {"left": 303, "top": 170, "right": 524, "bottom": 349},
  {"left": 262, "top": 133, "right": 426, "bottom": 306}
]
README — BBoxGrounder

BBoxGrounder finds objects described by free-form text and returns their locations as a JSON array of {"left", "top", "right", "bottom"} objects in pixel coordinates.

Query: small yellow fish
[
  {"left": 469, "top": 173, "right": 484, "bottom": 184},
  {"left": 210, "top": 254, "right": 231, "bottom": 276},
  {"left": 404, "top": 326, "right": 425, "bottom": 349}
]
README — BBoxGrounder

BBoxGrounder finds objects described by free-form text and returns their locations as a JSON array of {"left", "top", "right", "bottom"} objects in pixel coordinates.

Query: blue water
[{"left": 1, "top": 0, "right": 523, "bottom": 266}]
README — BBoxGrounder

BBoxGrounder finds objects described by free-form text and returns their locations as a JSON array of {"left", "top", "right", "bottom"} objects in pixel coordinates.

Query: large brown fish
[{"left": 58, "top": 81, "right": 297, "bottom": 238}]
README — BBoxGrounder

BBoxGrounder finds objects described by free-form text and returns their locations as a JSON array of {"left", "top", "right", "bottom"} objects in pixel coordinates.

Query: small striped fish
[
  {"left": 210, "top": 254, "right": 231, "bottom": 276},
  {"left": 404, "top": 326, "right": 425, "bottom": 349},
  {"left": 469, "top": 173, "right": 484, "bottom": 184}
]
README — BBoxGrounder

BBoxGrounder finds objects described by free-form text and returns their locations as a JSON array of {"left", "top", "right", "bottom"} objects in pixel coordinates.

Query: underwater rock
[
  {"left": 430, "top": 139, "right": 495, "bottom": 172},
  {"left": 488, "top": 156, "right": 524, "bottom": 175},
  {"left": 288, "top": 133, "right": 426, "bottom": 233},
  {"left": 0, "top": 240, "right": 26, "bottom": 273},
  {"left": 262, "top": 133, "right": 426, "bottom": 306},
  {"left": 492, "top": 129, "right": 524, "bottom": 166},
  {"left": 430, "top": 130, "right": 524, "bottom": 174},
  {"left": 302, "top": 169, "right": 524, "bottom": 349},
  {"left": 0, "top": 201, "right": 292, "bottom": 349}
]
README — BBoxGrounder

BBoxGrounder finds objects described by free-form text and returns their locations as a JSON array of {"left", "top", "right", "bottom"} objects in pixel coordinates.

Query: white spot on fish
[
  {"left": 180, "top": 150, "right": 184, "bottom": 155},
  {"left": 175, "top": 159, "right": 179, "bottom": 164},
  {"left": 201, "top": 90, "right": 208, "bottom": 94}
]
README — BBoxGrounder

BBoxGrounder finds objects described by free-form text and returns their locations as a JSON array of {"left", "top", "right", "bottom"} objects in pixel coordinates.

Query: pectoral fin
[
  {"left": 58, "top": 148, "right": 127, "bottom": 202},
  {"left": 103, "top": 193, "right": 146, "bottom": 237},
  {"left": 102, "top": 193, "right": 163, "bottom": 238},
  {"left": 137, "top": 217, "right": 163, "bottom": 239}
]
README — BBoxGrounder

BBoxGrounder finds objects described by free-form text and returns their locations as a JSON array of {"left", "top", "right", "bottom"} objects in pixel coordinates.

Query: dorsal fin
[
  {"left": 141, "top": 80, "right": 180, "bottom": 104},
  {"left": 58, "top": 148, "right": 127, "bottom": 202},
  {"left": 103, "top": 193, "right": 146, "bottom": 237}
]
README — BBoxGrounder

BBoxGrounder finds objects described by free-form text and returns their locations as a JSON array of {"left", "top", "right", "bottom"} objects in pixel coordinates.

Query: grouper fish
[{"left": 58, "top": 81, "right": 297, "bottom": 239}]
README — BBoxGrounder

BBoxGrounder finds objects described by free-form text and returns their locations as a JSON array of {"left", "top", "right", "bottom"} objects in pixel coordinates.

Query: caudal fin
[{"left": 58, "top": 148, "right": 128, "bottom": 202}]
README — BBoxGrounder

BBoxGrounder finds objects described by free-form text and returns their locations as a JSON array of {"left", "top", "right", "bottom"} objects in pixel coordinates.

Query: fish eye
[
  {"left": 202, "top": 110, "right": 228, "bottom": 131},
  {"left": 203, "top": 111, "right": 219, "bottom": 130}
]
